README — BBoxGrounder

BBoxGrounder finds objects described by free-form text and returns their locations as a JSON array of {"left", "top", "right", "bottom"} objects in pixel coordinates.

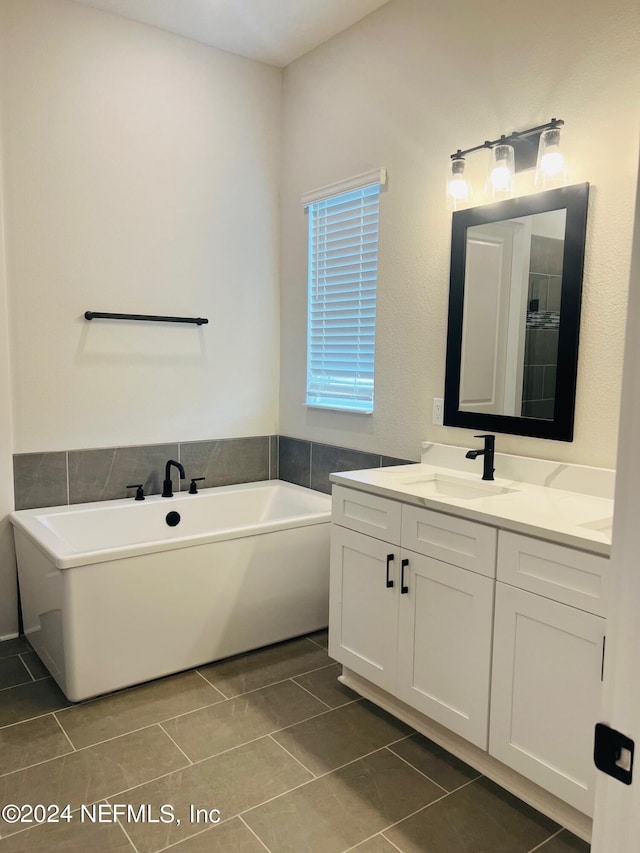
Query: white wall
[
  {"left": 0, "top": 0, "right": 282, "bottom": 635},
  {"left": 279, "top": 0, "right": 640, "bottom": 468},
  {"left": 0, "top": 120, "right": 17, "bottom": 637},
  {"left": 0, "top": 0, "right": 281, "bottom": 453}
]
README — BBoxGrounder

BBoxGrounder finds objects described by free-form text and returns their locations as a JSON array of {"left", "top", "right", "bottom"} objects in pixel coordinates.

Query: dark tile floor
[{"left": 0, "top": 632, "right": 590, "bottom": 853}]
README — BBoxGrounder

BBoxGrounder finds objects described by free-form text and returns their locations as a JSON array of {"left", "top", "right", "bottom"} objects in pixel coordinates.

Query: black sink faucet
[
  {"left": 465, "top": 434, "right": 495, "bottom": 481},
  {"left": 162, "top": 460, "right": 185, "bottom": 497}
]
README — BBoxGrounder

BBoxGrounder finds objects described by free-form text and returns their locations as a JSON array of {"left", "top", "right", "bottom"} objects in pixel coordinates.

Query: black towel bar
[{"left": 84, "top": 311, "right": 208, "bottom": 325}]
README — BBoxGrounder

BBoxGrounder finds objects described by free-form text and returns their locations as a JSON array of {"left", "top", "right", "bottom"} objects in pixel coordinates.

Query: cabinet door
[
  {"left": 329, "top": 525, "right": 398, "bottom": 692},
  {"left": 490, "top": 582, "right": 605, "bottom": 815},
  {"left": 396, "top": 551, "right": 495, "bottom": 749}
]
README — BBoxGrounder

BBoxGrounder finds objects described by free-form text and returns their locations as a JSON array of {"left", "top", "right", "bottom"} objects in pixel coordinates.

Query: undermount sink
[{"left": 396, "top": 473, "right": 519, "bottom": 501}]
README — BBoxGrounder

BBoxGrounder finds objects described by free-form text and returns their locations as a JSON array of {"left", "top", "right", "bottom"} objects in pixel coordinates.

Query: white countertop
[{"left": 330, "top": 461, "right": 614, "bottom": 556}]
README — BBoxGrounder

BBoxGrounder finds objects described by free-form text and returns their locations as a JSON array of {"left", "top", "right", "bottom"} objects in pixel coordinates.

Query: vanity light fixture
[
  {"left": 488, "top": 142, "right": 515, "bottom": 199},
  {"left": 535, "top": 123, "right": 567, "bottom": 188},
  {"left": 446, "top": 155, "right": 471, "bottom": 211},
  {"left": 447, "top": 118, "right": 565, "bottom": 208}
]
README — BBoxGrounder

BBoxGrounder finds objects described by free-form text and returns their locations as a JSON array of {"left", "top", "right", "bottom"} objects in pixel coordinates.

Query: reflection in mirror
[
  {"left": 461, "top": 208, "right": 566, "bottom": 420},
  {"left": 444, "top": 184, "right": 589, "bottom": 441}
]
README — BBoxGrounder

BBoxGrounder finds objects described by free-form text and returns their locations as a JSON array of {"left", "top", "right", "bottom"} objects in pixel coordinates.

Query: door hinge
[{"left": 594, "top": 723, "right": 634, "bottom": 785}]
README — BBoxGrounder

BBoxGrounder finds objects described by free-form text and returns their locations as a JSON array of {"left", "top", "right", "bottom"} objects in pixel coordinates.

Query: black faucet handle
[
  {"left": 126, "top": 484, "right": 145, "bottom": 501},
  {"left": 189, "top": 478, "right": 205, "bottom": 494}
]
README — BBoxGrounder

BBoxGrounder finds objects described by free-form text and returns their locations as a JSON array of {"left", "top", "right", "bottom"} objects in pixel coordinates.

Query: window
[{"left": 303, "top": 169, "right": 385, "bottom": 414}]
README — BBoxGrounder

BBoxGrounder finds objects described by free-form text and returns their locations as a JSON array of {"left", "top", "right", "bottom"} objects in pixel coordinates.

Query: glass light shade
[
  {"left": 446, "top": 157, "right": 470, "bottom": 211},
  {"left": 488, "top": 144, "right": 515, "bottom": 199},
  {"left": 535, "top": 127, "right": 567, "bottom": 188}
]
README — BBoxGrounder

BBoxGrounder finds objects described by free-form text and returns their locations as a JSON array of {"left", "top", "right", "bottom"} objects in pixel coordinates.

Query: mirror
[{"left": 444, "top": 183, "right": 589, "bottom": 441}]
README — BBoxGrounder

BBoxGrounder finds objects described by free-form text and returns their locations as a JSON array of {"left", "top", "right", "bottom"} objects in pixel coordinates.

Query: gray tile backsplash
[
  {"left": 13, "top": 452, "right": 68, "bottom": 510},
  {"left": 180, "top": 436, "right": 270, "bottom": 488},
  {"left": 310, "top": 443, "right": 381, "bottom": 494},
  {"left": 269, "top": 435, "right": 278, "bottom": 480},
  {"left": 68, "top": 444, "right": 179, "bottom": 504},
  {"left": 277, "top": 437, "right": 414, "bottom": 496},
  {"left": 278, "top": 436, "right": 311, "bottom": 488},
  {"left": 14, "top": 435, "right": 414, "bottom": 510}
]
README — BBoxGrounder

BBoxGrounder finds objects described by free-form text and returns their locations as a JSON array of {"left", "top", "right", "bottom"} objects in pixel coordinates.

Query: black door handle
[
  {"left": 386, "top": 554, "right": 394, "bottom": 588},
  {"left": 401, "top": 558, "right": 409, "bottom": 594}
]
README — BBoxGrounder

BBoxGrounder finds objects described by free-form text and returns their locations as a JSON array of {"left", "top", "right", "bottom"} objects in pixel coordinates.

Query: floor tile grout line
[
  {"left": 344, "top": 832, "right": 404, "bottom": 853},
  {"left": 51, "top": 677, "right": 359, "bottom": 761},
  {"left": 0, "top": 702, "right": 65, "bottom": 730},
  {"left": 0, "top": 640, "right": 330, "bottom": 727},
  {"left": 239, "top": 814, "right": 274, "bottom": 852},
  {"left": 0, "top": 681, "right": 401, "bottom": 791},
  {"left": 2, "top": 687, "right": 362, "bottom": 783},
  {"left": 236, "top": 742, "right": 438, "bottom": 826},
  {"left": 152, "top": 824, "right": 215, "bottom": 853},
  {"left": 151, "top": 684, "right": 361, "bottom": 754},
  {"left": 38, "top": 731, "right": 304, "bottom": 812},
  {"left": 0, "top": 721, "right": 186, "bottom": 781},
  {"left": 158, "top": 723, "right": 194, "bottom": 766},
  {"left": 386, "top": 739, "right": 484, "bottom": 794},
  {"left": 1, "top": 746, "right": 462, "bottom": 849},
  {"left": 289, "top": 676, "right": 334, "bottom": 710},
  {"left": 0, "top": 674, "right": 39, "bottom": 693},
  {"left": 0, "top": 717, "right": 80, "bottom": 780},
  {"left": 195, "top": 659, "right": 340, "bottom": 702},
  {"left": 0, "top": 680, "right": 36, "bottom": 695},
  {"left": 0, "top": 641, "right": 583, "bottom": 852},
  {"left": 267, "top": 733, "right": 317, "bottom": 778},
  {"left": 233, "top": 745, "right": 462, "bottom": 847},
  {"left": 152, "top": 821, "right": 224, "bottom": 853},
  {"left": 384, "top": 747, "right": 450, "bottom": 795},
  {"left": 48, "top": 718, "right": 197, "bottom": 760},
  {"left": 0, "top": 747, "right": 200, "bottom": 843},
  {"left": 53, "top": 689, "right": 240, "bottom": 750},
  {"left": 378, "top": 837, "right": 405, "bottom": 853},
  {"left": 16, "top": 653, "right": 36, "bottom": 682},
  {"left": 52, "top": 710, "right": 77, "bottom": 752},
  {"left": 379, "top": 774, "right": 482, "bottom": 840},
  {"left": 305, "top": 634, "right": 329, "bottom": 651},
  {"left": 193, "top": 668, "right": 230, "bottom": 699},
  {"left": 527, "top": 827, "right": 565, "bottom": 852},
  {"left": 115, "top": 815, "right": 142, "bottom": 853}
]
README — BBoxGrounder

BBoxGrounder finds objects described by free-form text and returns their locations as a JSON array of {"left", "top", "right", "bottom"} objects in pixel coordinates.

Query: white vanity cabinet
[
  {"left": 329, "top": 485, "right": 496, "bottom": 749},
  {"left": 329, "top": 525, "right": 400, "bottom": 692},
  {"left": 489, "top": 531, "right": 608, "bottom": 816},
  {"left": 329, "top": 479, "right": 610, "bottom": 826}
]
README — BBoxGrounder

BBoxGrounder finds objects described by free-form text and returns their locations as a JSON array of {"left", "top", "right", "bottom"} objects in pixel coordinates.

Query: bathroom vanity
[{"left": 329, "top": 444, "right": 613, "bottom": 840}]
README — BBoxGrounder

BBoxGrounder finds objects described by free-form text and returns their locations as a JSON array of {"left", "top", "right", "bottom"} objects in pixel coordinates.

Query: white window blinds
[{"left": 304, "top": 173, "right": 383, "bottom": 413}]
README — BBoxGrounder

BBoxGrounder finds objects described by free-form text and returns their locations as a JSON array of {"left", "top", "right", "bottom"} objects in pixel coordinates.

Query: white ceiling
[{"left": 70, "top": 0, "right": 391, "bottom": 67}]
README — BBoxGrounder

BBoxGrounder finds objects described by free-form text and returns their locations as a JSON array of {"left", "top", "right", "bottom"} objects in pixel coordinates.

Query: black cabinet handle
[
  {"left": 401, "top": 558, "right": 409, "bottom": 594},
  {"left": 386, "top": 554, "right": 394, "bottom": 588}
]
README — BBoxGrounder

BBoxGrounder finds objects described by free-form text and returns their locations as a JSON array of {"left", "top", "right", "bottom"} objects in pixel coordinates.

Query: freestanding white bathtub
[{"left": 10, "top": 480, "right": 331, "bottom": 701}]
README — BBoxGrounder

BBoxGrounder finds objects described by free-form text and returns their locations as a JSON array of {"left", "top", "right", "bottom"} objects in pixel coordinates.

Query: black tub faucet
[
  {"left": 162, "top": 460, "right": 185, "bottom": 497},
  {"left": 465, "top": 434, "right": 495, "bottom": 481}
]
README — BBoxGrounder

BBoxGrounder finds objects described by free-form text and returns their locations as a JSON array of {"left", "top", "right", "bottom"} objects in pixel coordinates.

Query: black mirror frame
[{"left": 443, "top": 183, "right": 589, "bottom": 442}]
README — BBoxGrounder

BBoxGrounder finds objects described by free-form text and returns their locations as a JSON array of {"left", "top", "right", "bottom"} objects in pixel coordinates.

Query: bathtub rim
[{"left": 10, "top": 479, "right": 331, "bottom": 570}]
